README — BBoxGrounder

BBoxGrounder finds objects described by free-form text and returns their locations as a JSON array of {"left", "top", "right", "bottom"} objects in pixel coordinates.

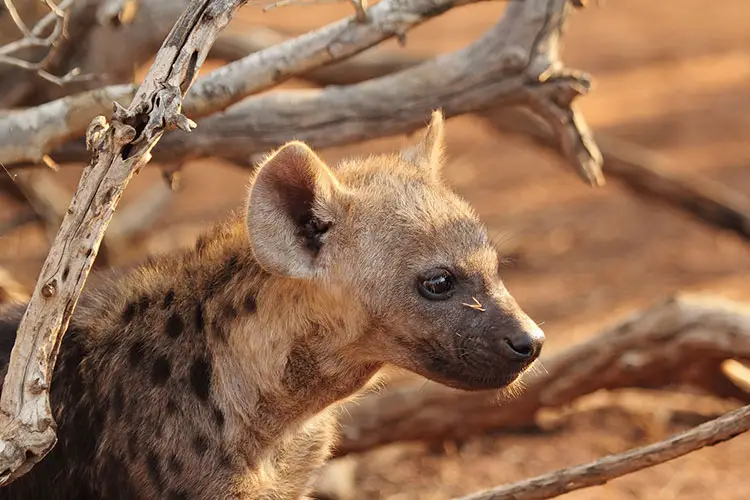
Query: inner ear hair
[{"left": 246, "top": 141, "right": 340, "bottom": 278}]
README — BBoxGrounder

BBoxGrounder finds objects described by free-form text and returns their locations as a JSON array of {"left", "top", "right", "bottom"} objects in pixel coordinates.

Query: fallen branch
[
  {"left": 0, "top": 0, "right": 491, "bottom": 165},
  {"left": 335, "top": 294, "right": 750, "bottom": 456},
  {"left": 0, "top": 0, "right": 248, "bottom": 485},
  {"left": 455, "top": 403, "right": 750, "bottom": 500}
]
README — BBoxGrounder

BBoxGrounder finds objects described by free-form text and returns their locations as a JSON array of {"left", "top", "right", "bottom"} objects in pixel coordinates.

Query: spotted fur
[{"left": 0, "top": 111, "right": 543, "bottom": 499}]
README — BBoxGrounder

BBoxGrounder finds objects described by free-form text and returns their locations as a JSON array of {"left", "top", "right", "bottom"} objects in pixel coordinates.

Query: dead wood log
[
  {"left": 0, "top": 0, "right": 491, "bottom": 166},
  {"left": 455, "top": 402, "right": 750, "bottom": 500},
  {"left": 334, "top": 294, "right": 750, "bottom": 457},
  {"left": 0, "top": 0, "right": 248, "bottom": 485}
]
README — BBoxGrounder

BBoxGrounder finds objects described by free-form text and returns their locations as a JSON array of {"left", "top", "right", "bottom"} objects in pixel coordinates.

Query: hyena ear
[
  {"left": 246, "top": 141, "right": 342, "bottom": 279},
  {"left": 399, "top": 109, "right": 446, "bottom": 175}
]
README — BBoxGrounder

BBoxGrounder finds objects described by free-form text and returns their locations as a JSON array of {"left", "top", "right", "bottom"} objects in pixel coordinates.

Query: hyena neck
[{"left": 113, "top": 216, "right": 383, "bottom": 446}]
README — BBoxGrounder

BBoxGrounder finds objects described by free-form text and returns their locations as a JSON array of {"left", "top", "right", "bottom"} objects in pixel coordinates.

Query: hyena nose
[{"left": 500, "top": 322, "right": 544, "bottom": 362}]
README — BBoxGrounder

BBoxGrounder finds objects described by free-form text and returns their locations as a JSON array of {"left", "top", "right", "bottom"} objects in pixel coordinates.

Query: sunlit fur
[{"left": 0, "top": 110, "right": 543, "bottom": 499}]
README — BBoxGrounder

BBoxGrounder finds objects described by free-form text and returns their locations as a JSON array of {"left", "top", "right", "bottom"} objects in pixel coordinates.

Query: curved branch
[
  {"left": 43, "top": 0, "right": 605, "bottom": 186},
  {"left": 456, "top": 403, "right": 750, "bottom": 500},
  {"left": 0, "top": 0, "right": 488, "bottom": 165}
]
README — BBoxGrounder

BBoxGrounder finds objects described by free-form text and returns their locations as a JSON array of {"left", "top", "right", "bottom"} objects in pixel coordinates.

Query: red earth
[{"left": 2, "top": 0, "right": 750, "bottom": 498}]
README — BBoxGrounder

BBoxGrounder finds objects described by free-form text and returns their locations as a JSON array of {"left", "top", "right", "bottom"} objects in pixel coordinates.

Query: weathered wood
[
  {"left": 455, "top": 402, "right": 750, "bottom": 500},
  {"left": 0, "top": 0, "right": 248, "bottom": 485},
  {"left": 0, "top": 0, "right": 490, "bottom": 165},
  {"left": 31, "top": 0, "right": 604, "bottom": 186},
  {"left": 335, "top": 294, "right": 750, "bottom": 456}
]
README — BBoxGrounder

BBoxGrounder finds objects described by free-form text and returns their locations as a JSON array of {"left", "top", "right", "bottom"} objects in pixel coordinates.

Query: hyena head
[{"left": 246, "top": 110, "right": 544, "bottom": 392}]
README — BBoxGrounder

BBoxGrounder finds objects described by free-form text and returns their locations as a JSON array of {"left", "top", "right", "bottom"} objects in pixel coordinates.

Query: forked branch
[
  {"left": 0, "top": 0, "right": 83, "bottom": 85},
  {"left": 0, "top": 0, "right": 249, "bottom": 485}
]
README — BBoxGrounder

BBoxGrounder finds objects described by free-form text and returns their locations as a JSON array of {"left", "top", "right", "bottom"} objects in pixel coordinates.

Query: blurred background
[{"left": 2, "top": 0, "right": 750, "bottom": 498}]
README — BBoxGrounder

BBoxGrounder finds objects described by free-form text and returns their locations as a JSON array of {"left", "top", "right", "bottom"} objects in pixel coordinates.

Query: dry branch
[
  {"left": 455, "top": 402, "right": 750, "bottom": 500},
  {"left": 0, "top": 0, "right": 248, "bottom": 485},
  {"left": 209, "top": 26, "right": 424, "bottom": 86},
  {"left": 0, "top": 0, "right": 80, "bottom": 85},
  {"left": 0, "top": 0, "right": 491, "bottom": 166},
  {"left": 334, "top": 294, "right": 750, "bottom": 457},
  {"left": 31, "top": 0, "right": 604, "bottom": 186}
]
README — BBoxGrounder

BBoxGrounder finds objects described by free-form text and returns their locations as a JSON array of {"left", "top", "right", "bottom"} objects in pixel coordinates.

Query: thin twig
[
  {"left": 456, "top": 403, "right": 750, "bottom": 500},
  {"left": 0, "top": 0, "right": 83, "bottom": 86}
]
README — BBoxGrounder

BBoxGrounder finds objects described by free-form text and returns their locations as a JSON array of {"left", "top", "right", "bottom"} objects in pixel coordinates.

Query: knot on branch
[
  {"left": 85, "top": 116, "right": 111, "bottom": 152},
  {"left": 526, "top": 69, "right": 604, "bottom": 187}
]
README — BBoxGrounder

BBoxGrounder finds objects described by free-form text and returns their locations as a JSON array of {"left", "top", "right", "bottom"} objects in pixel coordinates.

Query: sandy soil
[{"left": 2, "top": 0, "right": 750, "bottom": 498}]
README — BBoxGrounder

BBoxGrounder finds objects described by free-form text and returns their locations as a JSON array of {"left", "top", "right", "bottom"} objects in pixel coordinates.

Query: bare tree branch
[
  {"left": 9, "top": 0, "right": 604, "bottom": 187},
  {"left": 0, "top": 0, "right": 491, "bottom": 166},
  {"left": 455, "top": 403, "right": 750, "bottom": 500},
  {"left": 0, "top": 0, "right": 85, "bottom": 85},
  {"left": 334, "top": 294, "right": 750, "bottom": 457},
  {"left": 0, "top": 0, "right": 248, "bottom": 485}
]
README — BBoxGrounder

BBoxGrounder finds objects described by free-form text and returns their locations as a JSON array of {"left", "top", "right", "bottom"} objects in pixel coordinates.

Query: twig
[
  {"left": 0, "top": 0, "right": 249, "bottom": 486},
  {"left": 0, "top": 0, "right": 82, "bottom": 85},
  {"left": 334, "top": 294, "right": 750, "bottom": 456},
  {"left": 456, "top": 403, "right": 750, "bottom": 500}
]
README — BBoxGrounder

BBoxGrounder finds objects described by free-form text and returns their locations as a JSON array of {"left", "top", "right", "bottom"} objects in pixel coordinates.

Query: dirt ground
[{"left": 2, "top": 0, "right": 750, "bottom": 498}]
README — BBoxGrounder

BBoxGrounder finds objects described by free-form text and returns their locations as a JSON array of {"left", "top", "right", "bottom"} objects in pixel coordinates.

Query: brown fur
[{"left": 0, "top": 111, "right": 543, "bottom": 499}]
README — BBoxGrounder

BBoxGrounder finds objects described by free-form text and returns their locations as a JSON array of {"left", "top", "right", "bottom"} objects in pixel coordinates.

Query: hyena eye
[{"left": 417, "top": 269, "right": 456, "bottom": 301}]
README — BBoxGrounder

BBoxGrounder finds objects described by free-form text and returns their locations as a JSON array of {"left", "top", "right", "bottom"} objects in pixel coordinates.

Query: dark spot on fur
[
  {"left": 211, "top": 319, "right": 227, "bottom": 343},
  {"left": 219, "top": 452, "right": 232, "bottom": 468},
  {"left": 223, "top": 304, "right": 238, "bottom": 320},
  {"left": 138, "top": 295, "right": 150, "bottom": 312},
  {"left": 190, "top": 356, "right": 212, "bottom": 401},
  {"left": 128, "top": 430, "right": 138, "bottom": 459},
  {"left": 165, "top": 312, "right": 184, "bottom": 338},
  {"left": 167, "top": 490, "right": 188, "bottom": 500},
  {"left": 282, "top": 344, "right": 320, "bottom": 394},
  {"left": 163, "top": 289, "right": 175, "bottom": 309},
  {"left": 243, "top": 294, "right": 257, "bottom": 313},
  {"left": 213, "top": 406, "right": 225, "bottom": 429},
  {"left": 193, "top": 433, "right": 209, "bottom": 455},
  {"left": 152, "top": 356, "right": 171, "bottom": 385},
  {"left": 112, "top": 383, "right": 124, "bottom": 418},
  {"left": 194, "top": 302, "right": 205, "bottom": 333},
  {"left": 207, "top": 254, "right": 240, "bottom": 292},
  {"left": 146, "top": 451, "right": 163, "bottom": 492},
  {"left": 167, "top": 453, "right": 184, "bottom": 473},
  {"left": 129, "top": 341, "right": 145, "bottom": 367},
  {"left": 166, "top": 398, "right": 178, "bottom": 415},
  {"left": 62, "top": 266, "right": 70, "bottom": 282},
  {"left": 123, "top": 302, "right": 137, "bottom": 322}
]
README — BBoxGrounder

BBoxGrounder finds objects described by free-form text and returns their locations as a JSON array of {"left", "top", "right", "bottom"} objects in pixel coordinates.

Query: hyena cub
[{"left": 0, "top": 110, "right": 544, "bottom": 499}]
